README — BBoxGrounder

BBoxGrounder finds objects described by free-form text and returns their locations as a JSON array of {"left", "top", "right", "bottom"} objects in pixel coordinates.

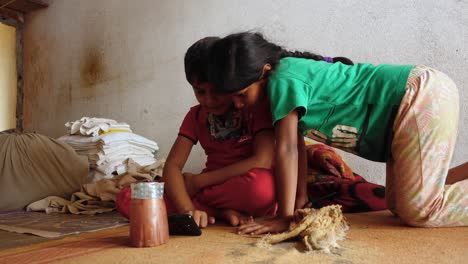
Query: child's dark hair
[
  {"left": 208, "top": 32, "right": 353, "bottom": 93},
  {"left": 184, "top": 36, "right": 220, "bottom": 84}
]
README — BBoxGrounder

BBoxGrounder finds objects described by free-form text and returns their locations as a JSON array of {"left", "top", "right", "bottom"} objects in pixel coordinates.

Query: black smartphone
[{"left": 168, "top": 214, "right": 202, "bottom": 236}]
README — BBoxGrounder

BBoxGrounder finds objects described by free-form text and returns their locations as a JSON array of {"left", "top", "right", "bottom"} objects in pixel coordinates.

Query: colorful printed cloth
[{"left": 306, "top": 144, "right": 387, "bottom": 213}]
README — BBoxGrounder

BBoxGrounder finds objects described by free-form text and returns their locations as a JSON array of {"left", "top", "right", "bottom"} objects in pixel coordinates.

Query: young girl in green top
[{"left": 207, "top": 32, "right": 468, "bottom": 234}]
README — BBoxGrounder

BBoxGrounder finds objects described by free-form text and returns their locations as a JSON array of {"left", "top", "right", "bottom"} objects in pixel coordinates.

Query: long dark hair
[
  {"left": 207, "top": 32, "right": 353, "bottom": 93},
  {"left": 184, "top": 36, "right": 220, "bottom": 84}
]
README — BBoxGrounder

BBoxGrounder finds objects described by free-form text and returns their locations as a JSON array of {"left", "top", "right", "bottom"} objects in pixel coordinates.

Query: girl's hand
[
  {"left": 185, "top": 210, "right": 215, "bottom": 228},
  {"left": 237, "top": 216, "right": 292, "bottom": 235},
  {"left": 183, "top": 172, "right": 200, "bottom": 197}
]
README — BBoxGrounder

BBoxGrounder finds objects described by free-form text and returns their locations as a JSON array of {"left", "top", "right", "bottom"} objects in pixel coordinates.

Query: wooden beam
[
  {"left": 0, "top": 6, "right": 24, "bottom": 23},
  {"left": 0, "top": 0, "right": 48, "bottom": 14},
  {"left": 0, "top": 0, "right": 15, "bottom": 6}
]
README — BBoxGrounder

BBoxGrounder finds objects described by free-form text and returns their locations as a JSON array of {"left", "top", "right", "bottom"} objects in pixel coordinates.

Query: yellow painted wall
[{"left": 0, "top": 22, "right": 17, "bottom": 131}]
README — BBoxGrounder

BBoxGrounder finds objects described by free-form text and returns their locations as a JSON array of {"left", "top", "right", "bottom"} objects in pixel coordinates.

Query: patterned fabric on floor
[{"left": 306, "top": 144, "right": 387, "bottom": 213}]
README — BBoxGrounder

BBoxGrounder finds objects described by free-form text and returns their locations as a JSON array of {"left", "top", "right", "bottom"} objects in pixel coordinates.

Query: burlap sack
[{"left": 0, "top": 133, "right": 88, "bottom": 211}]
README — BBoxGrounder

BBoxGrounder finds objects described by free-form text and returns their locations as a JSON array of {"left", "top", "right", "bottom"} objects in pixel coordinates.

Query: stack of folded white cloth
[
  {"left": 59, "top": 117, "right": 159, "bottom": 179},
  {"left": 65, "top": 117, "right": 132, "bottom": 137}
]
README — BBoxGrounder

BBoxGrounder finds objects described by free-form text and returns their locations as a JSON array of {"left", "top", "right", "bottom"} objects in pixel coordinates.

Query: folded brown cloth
[{"left": 26, "top": 159, "right": 164, "bottom": 215}]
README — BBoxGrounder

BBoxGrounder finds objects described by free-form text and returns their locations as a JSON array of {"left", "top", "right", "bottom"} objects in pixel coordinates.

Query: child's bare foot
[
  {"left": 239, "top": 215, "right": 254, "bottom": 225},
  {"left": 220, "top": 209, "right": 253, "bottom": 226}
]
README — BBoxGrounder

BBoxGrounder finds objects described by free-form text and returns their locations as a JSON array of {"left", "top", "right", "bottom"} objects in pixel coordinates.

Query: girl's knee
[
  {"left": 399, "top": 214, "right": 434, "bottom": 227},
  {"left": 393, "top": 205, "right": 443, "bottom": 227}
]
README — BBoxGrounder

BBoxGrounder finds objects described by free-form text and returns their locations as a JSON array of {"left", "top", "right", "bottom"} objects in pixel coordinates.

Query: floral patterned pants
[{"left": 387, "top": 65, "right": 467, "bottom": 227}]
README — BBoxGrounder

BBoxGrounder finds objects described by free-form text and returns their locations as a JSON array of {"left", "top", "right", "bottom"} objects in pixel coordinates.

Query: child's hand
[
  {"left": 183, "top": 172, "right": 200, "bottom": 197},
  {"left": 185, "top": 209, "right": 215, "bottom": 228},
  {"left": 237, "top": 216, "right": 292, "bottom": 235}
]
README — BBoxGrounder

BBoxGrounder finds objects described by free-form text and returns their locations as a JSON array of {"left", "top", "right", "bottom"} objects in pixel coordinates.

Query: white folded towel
[
  {"left": 65, "top": 117, "right": 132, "bottom": 137},
  {"left": 96, "top": 156, "right": 157, "bottom": 176},
  {"left": 58, "top": 132, "right": 158, "bottom": 151},
  {"left": 58, "top": 131, "right": 159, "bottom": 177}
]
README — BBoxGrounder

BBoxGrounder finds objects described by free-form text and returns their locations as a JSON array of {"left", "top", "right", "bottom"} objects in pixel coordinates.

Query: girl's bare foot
[{"left": 220, "top": 209, "right": 253, "bottom": 226}]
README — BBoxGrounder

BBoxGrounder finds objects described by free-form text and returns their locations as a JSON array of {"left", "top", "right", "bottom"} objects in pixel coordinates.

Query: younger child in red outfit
[{"left": 162, "top": 37, "right": 277, "bottom": 227}]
